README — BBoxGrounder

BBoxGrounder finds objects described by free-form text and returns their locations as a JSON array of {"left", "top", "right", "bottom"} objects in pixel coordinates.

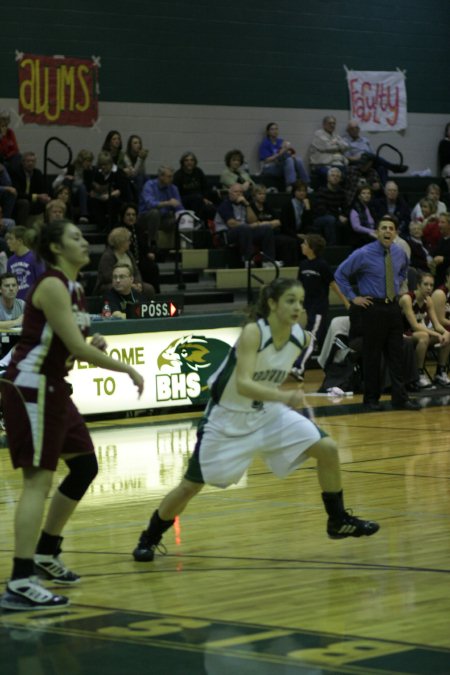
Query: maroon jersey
[
  {"left": 8, "top": 268, "right": 90, "bottom": 381},
  {"left": 403, "top": 290, "right": 431, "bottom": 335}
]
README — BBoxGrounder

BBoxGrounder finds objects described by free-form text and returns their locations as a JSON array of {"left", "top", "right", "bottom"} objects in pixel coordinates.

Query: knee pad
[{"left": 58, "top": 453, "right": 99, "bottom": 501}]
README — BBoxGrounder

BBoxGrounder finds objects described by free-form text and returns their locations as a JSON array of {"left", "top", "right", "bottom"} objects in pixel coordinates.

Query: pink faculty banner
[
  {"left": 346, "top": 70, "right": 407, "bottom": 131},
  {"left": 18, "top": 53, "right": 99, "bottom": 127}
]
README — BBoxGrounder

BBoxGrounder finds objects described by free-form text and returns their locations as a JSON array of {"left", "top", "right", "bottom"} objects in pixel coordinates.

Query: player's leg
[
  {"left": 412, "top": 330, "right": 432, "bottom": 387},
  {"left": 1, "top": 467, "right": 70, "bottom": 611},
  {"left": 34, "top": 403, "right": 98, "bottom": 585},
  {"left": 306, "top": 437, "right": 379, "bottom": 539},
  {"left": 431, "top": 335, "right": 450, "bottom": 386},
  {"left": 133, "top": 478, "right": 204, "bottom": 562}
]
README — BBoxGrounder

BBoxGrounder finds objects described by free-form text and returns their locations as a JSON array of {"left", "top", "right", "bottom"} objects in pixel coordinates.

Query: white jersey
[{"left": 208, "top": 318, "right": 308, "bottom": 412}]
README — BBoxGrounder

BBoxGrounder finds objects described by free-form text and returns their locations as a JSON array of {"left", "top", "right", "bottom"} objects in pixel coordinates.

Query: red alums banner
[{"left": 18, "top": 53, "right": 99, "bottom": 127}]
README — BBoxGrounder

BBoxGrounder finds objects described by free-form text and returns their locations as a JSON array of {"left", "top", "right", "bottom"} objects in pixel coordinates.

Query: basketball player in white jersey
[{"left": 133, "top": 277, "right": 379, "bottom": 561}]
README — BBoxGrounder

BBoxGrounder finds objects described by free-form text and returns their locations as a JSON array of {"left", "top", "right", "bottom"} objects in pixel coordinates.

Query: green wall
[{"left": 2, "top": 0, "right": 449, "bottom": 113}]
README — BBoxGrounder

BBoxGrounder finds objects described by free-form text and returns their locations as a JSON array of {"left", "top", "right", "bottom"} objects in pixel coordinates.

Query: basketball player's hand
[
  {"left": 91, "top": 333, "right": 108, "bottom": 352},
  {"left": 287, "top": 388, "right": 307, "bottom": 409},
  {"left": 128, "top": 367, "right": 144, "bottom": 398},
  {"left": 440, "top": 331, "right": 450, "bottom": 346}
]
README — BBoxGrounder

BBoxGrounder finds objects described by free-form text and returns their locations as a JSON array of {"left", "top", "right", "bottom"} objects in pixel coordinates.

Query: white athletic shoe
[
  {"left": 434, "top": 371, "right": 450, "bottom": 387},
  {"left": 417, "top": 372, "right": 432, "bottom": 389},
  {"left": 0, "top": 576, "right": 70, "bottom": 611},
  {"left": 34, "top": 554, "right": 80, "bottom": 585}
]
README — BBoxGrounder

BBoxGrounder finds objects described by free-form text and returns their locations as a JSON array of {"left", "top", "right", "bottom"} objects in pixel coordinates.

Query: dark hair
[
  {"left": 292, "top": 179, "right": 308, "bottom": 192},
  {"left": 303, "top": 234, "right": 326, "bottom": 257},
  {"left": 102, "top": 130, "right": 122, "bottom": 157},
  {"left": 224, "top": 149, "right": 244, "bottom": 167},
  {"left": 120, "top": 202, "right": 138, "bottom": 222},
  {"left": 252, "top": 277, "right": 303, "bottom": 319},
  {"left": 0, "top": 272, "right": 18, "bottom": 285},
  {"left": 265, "top": 122, "right": 277, "bottom": 135},
  {"left": 33, "top": 219, "right": 72, "bottom": 265},
  {"left": 377, "top": 214, "right": 399, "bottom": 230},
  {"left": 7, "top": 225, "right": 27, "bottom": 240},
  {"left": 416, "top": 270, "right": 434, "bottom": 285},
  {"left": 125, "top": 134, "right": 142, "bottom": 158},
  {"left": 180, "top": 151, "right": 198, "bottom": 167}
]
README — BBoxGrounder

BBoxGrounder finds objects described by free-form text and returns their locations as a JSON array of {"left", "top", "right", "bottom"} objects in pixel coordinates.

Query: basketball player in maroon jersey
[{"left": 0, "top": 219, "right": 144, "bottom": 611}]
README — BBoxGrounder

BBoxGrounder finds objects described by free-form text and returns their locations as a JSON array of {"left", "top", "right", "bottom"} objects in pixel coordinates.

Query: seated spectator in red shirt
[
  {"left": 420, "top": 198, "right": 441, "bottom": 250},
  {"left": 0, "top": 111, "right": 21, "bottom": 173}
]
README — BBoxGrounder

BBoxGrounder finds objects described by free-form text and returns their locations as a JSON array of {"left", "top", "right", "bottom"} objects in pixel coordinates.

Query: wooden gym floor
[{"left": 0, "top": 373, "right": 449, "bottom": 675}]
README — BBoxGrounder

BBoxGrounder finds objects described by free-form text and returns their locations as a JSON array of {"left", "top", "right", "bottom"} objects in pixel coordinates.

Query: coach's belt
[{"left": 371, "top": 297, "right": 398, "bottom": 304}]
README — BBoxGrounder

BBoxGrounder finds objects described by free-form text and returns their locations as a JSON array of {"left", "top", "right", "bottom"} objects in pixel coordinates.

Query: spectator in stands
[
  {"left": 51, "top": 149, "right": 93, "bottom": 224},
  {"left": 122, "top": 135, "right": 149, "bottom": 200},
  {"left": 120, "top": 203, "right": 160, "bottom": 293},
  {"left": 312, "top": 167, "right": 349, "bottom": 245},
  {"left": 53, "top": 184, "right": 73, "bottom": 220},
  {"left": 5, "top": 226, "right": 45, "bottom": 300},
  {"left": 438, "top": 122, "right": 450, "bottom": 177},
  {"left": 86, "top": 151, "right": 128, "bottom": 231},
  {"left": 102, "top": 130, "right": 125, "bottom": 167},
  {"left": 0, "top": 272, "right": 24, "bottom": 330},
  {"left": 406, "top": 221, "right": 433, "bottom": 272},
  {"left": 102, "top": 263, "right": 150, "bottom": 320},
  {"left": 420, "top": 198, "right": 441, "bottom": 251},
  {"left": 343, "top": 120, "right": 407, "bottom": 182},
  {"left": 279, "top": 180, "right": 314, "bottom": 263},
  {"left": 0, "top": 111, "right": 21, "bottom": 173},
  {"left": 214, "top": 183, "right": 276, "bottom": 265},
  {"left": 349, "top": 185, "right": 377, "bottom": 249},
  {"left": 290, "top": 234, "right": 350, "bottom": 381},
  {"left": 410, "top": 183, "right": 447, "bottom": 221},
  {"left": 0, "top": 162, "right": 17, "bottom": 219},
  {"left": 308, "top": 115, "right": 349, "bottom": 185},
  {"left": 52, "top": 150, "right": 94, "bottom": 225},
  {"left": 220, "top": 149, "right": 254, "bottom": 193},
  {"left": 42, "top": 199, "right": 67, "bottom": 225},
  {"left": 93, "top": 226, "right": 154, "bottom": 298},
  {"left": 400, "top": 270, "right": 450, "bottom": 388},
  {"left": 173, "top": 151, "right": 215, "bottom": 221},
  {"left": 247, "top": 184, "right": 294, "bottom": 265},
  {"left": 11, "top": 152, "right": 50, "bottom": 226},
  {"left": 258, "top": 122, "right": 309, "bottom": 189},
  {"left": 344, "top": 152, "right": 382, "bottom": 207},
  {"left": 373, "top": 181, "right": 410, "bottom": 235},
  {"left": 138, "top": 166, "right": 184, "bottom": 253},
  {"left": 431, "top": 265, "right": 450, "bottom": 331},
  {"left": 431, "top": 213, "right": 450, "bottom": 287}
]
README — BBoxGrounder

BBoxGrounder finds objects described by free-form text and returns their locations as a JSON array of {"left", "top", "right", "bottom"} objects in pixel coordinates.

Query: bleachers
[{"left": 73, "top": 173, "right": 446, "bottom": 314}]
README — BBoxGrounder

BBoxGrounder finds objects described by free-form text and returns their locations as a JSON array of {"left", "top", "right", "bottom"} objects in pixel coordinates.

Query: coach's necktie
[{"left": 385, "top": 249, "right": 395, "bottom": 301}]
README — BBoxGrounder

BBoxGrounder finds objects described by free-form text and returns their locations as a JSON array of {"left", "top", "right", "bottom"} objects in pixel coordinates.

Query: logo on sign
[{"left": 155, "top": 334, "right": 231, "bottom": 402}]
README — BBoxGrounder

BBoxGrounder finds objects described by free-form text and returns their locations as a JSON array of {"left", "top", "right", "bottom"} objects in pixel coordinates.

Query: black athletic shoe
[
  {"left": 133, "top": 531, "right": 166, "bottom": 562},
  {"left": 327, "top": 511, "right": 380, "bottom": 539}
]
